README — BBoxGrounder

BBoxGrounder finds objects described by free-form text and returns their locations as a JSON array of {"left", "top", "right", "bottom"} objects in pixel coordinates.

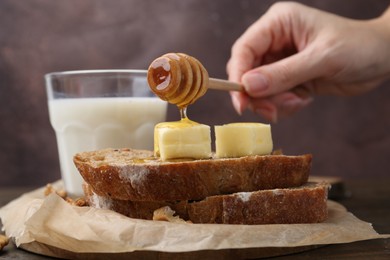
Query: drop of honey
[{"left": 180, "top": 107, "right": 188, "bottom": 119}]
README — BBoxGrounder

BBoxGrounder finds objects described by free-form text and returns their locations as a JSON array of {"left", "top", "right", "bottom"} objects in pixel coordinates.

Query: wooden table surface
[{"left": 1, "top": 179, "right": 389, "bottom": 259}]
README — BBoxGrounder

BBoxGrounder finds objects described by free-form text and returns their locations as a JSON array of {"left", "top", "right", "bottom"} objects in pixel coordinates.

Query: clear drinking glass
[{"left": 45, "top": 70, "right": 167, "bottom": 196}]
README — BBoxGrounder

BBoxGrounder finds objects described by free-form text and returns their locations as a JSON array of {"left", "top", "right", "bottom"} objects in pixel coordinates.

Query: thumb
[{"left": 242, "top": 48, "right": 322, "bottom": 97}]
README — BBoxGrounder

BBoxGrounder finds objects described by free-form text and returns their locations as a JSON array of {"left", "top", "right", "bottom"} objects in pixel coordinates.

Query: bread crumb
[
  {"left": 66, "top": 197, "right": 88, "bottom": 207},
  {"left": 44, "top": 183, "right": 88, "bottom": 207},
  {"left": 44, "top": 184, "right": 67, "bottom": 199},
  {"left": 153, "top": 206, "right": 189, "bottom": 223},
  {"left": 0, "top": 234, "right": 9, "bottom": 251}
]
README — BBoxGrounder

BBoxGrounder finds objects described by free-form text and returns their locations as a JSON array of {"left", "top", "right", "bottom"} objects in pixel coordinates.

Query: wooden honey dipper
[{"left": 147, "top": 53, "right": 243, "bottom": 108}]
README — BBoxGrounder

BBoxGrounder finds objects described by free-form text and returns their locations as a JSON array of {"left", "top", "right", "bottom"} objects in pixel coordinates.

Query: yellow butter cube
[
  {"left": 215, "top": 123, "right": 273, "bottom": 158},
  {"left": 154, "top": 119, "right": 211, "bottom": 161}
]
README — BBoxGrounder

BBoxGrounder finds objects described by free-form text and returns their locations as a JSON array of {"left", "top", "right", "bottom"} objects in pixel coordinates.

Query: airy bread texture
[
  {"left": 74, "top": 148, "right": 312, "bottom": 201},
  {"left": 84, "top": 182, "right": 329, "bottom": 224}
]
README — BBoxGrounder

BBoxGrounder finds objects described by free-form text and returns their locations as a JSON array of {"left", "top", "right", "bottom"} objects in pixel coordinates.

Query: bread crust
[
  {"left": 84, "top": 182, "right": 329, "bottom": 224},
  {"left": 74, "top": 148, "right": 312, "bottom": 201}
]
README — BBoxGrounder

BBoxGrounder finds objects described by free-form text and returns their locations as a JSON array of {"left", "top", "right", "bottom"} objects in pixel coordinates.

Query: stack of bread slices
[{"left": 74, "top": 123, "right": 329, "bottom": 225}]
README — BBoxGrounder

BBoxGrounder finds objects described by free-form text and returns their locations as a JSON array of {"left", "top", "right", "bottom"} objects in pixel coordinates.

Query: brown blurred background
[{"left": 0, "top": 0, "right": 389, "bottom": 188}]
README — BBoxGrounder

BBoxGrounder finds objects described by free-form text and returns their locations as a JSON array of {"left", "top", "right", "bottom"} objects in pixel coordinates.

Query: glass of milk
[{"left": 45, "top": 70, "right": 167, "bottom": 196}]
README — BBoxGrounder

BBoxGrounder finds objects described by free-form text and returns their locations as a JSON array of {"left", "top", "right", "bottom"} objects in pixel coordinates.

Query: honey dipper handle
[{"left": 209, "top": 78, "right": 243, "bottom": 92}]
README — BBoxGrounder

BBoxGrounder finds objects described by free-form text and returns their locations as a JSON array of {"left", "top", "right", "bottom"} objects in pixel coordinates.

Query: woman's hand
[{"left": 227, "top": 2, "right": 390, "bottom": 122}]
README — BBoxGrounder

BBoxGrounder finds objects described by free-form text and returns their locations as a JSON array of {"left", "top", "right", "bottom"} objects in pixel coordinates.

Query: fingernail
[
  {"left": 283, "top": 97, "right": 313, "bottom": 110},
  {"left": 283, "top": 99, "right": 302, "bottom": 109},
  {"left": 243, "top": 73, "right": 269, "bottom": 96},
  {"left": 255, "top": 107, "right": 278, "bottom": 124},
  {"left": 231, "top": 94, "right": 243, "bottom": 115}
]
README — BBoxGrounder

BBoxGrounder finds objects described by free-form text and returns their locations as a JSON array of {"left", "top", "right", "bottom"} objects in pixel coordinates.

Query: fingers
[
  {"left": 226, "top": 2, "right": 321, "bottom": 120},
  {"left": 228, "top": 44, "right": 320, "bottom": 119},
  {"left": 249, "top": 92, "right": 313, "bottom": 123},
  {"left": 226, "top": 8, "right": 274, "bottom": 83},
  {"left": 230, "top": 91, "right": 250, "bottom": 115},
  {"left": 227, "top": 44, "right": 259, "bottom": 84},
  {"left": 226, "top": 2, "right": 309, "bottom": 84},
  {"left": 230, "top": 86, "right": 314, "bottom": 123},
  {"left": 248, "top": 98, "right": 278, "bottom": 123},
  {"left": 242, "top": 46, "right": 322, "bottom": 98}
]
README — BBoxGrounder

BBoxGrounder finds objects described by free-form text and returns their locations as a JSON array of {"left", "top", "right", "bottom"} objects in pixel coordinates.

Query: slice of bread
[
  {"left": 74, "top": 148, "right": 312, "bottom": 201},
  {"left": 84, "top": 182, "right": 329, "bottom": 224}
]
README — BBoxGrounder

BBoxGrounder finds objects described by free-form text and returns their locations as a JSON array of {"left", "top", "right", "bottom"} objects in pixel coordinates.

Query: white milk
[{"left": 49, "top": 97, "right": 167, "bottom": 196}]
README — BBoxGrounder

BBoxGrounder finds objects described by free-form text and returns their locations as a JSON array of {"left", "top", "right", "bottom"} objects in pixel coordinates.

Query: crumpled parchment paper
[{"left": 0, "top": 181, "right": 388, "bottom": 256}]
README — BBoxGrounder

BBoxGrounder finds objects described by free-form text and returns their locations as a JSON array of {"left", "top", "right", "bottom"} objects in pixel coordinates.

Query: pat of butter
[
  {"left": 154, "top": 118, "right": 211, "bottom": 161},
  {"left": 215, "top": 123, "right": 273, "bottom": 158}
]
